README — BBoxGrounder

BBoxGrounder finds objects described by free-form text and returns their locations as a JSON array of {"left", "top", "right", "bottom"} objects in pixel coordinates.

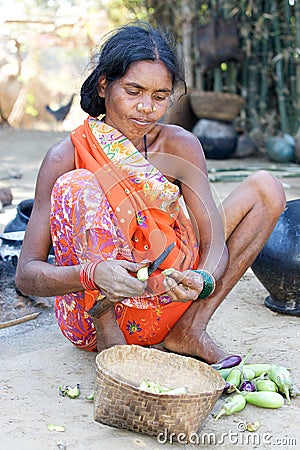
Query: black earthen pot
[
  {"left": 192, "top": 118, "right": 237, "bottom": 159},
  {"left": 251, "top": 199, "right": 300, "bottom": 316},
  {"left": 4, "top": 198, "right": 34, "bottom": 233}
]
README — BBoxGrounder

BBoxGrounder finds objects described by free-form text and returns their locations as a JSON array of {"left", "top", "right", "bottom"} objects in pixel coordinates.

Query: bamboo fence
[
  {"left": 146, "top": 0, "right": 300, "bottom": 137},
  {"left": 193, "top": 0, "right": 300, "bottom": 136}
]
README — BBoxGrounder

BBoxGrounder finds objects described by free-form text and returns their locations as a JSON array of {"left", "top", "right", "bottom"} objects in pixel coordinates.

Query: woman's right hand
[{"left": 93, "top": 260, "right": 148, "bottom": 302}]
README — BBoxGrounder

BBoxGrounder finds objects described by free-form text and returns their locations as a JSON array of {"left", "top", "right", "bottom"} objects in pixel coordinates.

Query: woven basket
[
  {"left": 189, "top": 90, "right": 244, "bottom": 122},
  {"left": 94, "top": 345, "right": 225, "bottom": 439}
]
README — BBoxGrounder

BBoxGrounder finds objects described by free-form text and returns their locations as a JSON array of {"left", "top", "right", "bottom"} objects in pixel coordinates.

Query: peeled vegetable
[
  {"left": 137, "top": 266, "right": 149, "bottom": 281},
  {"left": 139, "top": 379, "right": 187, "bottom": 395}
]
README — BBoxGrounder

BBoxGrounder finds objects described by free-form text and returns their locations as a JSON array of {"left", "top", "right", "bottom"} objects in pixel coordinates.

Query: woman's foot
[{"left": 163, "top": 327, "right": 228, "bottom": 364}]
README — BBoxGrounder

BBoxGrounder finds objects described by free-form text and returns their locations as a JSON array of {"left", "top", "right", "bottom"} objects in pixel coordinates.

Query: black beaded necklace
[{"left": 143, "top": 134, "right": 148, "bottom": 160}]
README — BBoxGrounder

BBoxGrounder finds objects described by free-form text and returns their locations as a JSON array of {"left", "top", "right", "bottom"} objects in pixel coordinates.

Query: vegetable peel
[
  {"left": 59, "top": 384, "right": 80, "bottom": 399},
  {"left": 47, "top": 424, "right": 66, "bottom": 432}
]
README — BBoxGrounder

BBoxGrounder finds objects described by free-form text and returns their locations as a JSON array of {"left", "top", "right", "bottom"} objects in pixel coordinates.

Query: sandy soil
[{"left": 0, "top": 127, "right": 299, "bottom": 450}]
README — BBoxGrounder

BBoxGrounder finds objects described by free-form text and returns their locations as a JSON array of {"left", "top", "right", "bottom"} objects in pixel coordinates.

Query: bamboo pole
[
  {"left": 259, "top": 1, "right": 272, "bottom": 119},
  {"left": 271, "top": 0, "right": 290, "bottom": 134},
  {"left": 283, "top": 0, "right": 297, "bottom": 134},
  {"left": 247, "top": 3, "right": 260, "bottom": 130},
  {"left": 295, "top": 0, "right": 300, "bottom": 130}
]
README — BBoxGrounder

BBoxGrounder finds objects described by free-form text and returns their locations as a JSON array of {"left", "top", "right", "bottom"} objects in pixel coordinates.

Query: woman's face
[{"left": 98, "top": 60, "right": 173, "bottom": 146}]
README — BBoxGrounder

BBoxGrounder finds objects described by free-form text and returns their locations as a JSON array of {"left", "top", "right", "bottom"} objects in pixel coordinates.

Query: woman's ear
[{"left": 98, "top": 76, "right": 107, "bottom": 97}]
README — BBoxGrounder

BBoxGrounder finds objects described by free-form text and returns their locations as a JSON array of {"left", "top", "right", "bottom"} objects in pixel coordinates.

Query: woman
[{"left": 16, "top": 22, "right": 285, "bottom": 363}]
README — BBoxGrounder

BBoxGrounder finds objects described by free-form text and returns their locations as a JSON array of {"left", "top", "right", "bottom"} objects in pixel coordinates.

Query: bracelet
[
  {"left": 80, "top": 261, "right": 100, "bottom": 291},
  {"left": 193, "top": 269, "right": 216, "bottom": 299}
]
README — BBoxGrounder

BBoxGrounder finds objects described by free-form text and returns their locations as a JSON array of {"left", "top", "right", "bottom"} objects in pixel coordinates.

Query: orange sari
[{"left": 51, "top": 118, "right": 200, "bottom": 349}]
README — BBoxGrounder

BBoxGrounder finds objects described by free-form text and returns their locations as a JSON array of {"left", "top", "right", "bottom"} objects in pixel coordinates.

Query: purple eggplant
[
  {"left": 211, "top": 355, "right": 242, "bottom": 370},
  {"left": 239, "top": 379, "right": 256, "bottom": 392}
]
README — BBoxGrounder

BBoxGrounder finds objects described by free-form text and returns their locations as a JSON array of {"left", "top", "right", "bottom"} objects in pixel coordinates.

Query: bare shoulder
[
  {"left": 155, "top": 123, "right": 206, "bottom": 169},
  {"left": 44, "top": 135, "right": 75, "bottom": 168},
  {"left": 35, "top": 135, "right": 75, "bottom": 202},
  {"left": 159, "top": 123, "right": 198, "bottom": 144}
]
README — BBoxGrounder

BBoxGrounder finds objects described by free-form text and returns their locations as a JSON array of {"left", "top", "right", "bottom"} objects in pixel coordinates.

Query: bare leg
[
  {"left": 89, "top": 298, "right": 126, "bottom": 352},
  {"left": 164, "top": 171, "right": 286, "bottom": 364}
]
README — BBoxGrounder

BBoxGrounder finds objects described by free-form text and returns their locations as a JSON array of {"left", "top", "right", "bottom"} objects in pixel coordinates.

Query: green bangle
[{"left": 193, "top": 270, "right": 216, "bottom": 299}]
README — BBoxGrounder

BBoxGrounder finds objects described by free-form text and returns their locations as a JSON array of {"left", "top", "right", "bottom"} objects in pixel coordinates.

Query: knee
[
  {"left": 55, "top": 169, "right": 97, "bottom": 189},
  {"left": 249, "top": 170, "right": 286, "bottom": 217}
]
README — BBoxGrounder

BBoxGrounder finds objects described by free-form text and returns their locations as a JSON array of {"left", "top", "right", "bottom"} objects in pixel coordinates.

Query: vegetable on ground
[{"left": 214, "top": 394, "right": 246, "bottom": 420}]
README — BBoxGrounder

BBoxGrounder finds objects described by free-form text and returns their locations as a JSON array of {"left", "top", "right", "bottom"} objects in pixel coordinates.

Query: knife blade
[{"left": 147, "top": 242, "right": 176, "bottom": 275}]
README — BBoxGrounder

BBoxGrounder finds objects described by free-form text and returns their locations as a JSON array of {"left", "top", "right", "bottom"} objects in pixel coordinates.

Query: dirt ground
[{"left": 0, "top": 127, "right": 300, "bottom": 450}]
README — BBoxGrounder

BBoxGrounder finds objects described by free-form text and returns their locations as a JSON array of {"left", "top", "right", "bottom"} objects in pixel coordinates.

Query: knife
[{"left": 147, "top": 242, "right": 176, "bottom": 275}]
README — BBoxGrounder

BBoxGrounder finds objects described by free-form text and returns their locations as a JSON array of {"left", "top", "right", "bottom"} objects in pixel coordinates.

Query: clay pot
[
  {"left": 192, "top": 119, "right": 237, "bottom": 159},
  {"left": 265, "top": 134, "right": 295, "bottom": 163},
  {"left": 251, "top": 199, "right": 300, "bottom": 316},
  {"left": 4, "top": 198, "right": 33, "bottom": 233}
]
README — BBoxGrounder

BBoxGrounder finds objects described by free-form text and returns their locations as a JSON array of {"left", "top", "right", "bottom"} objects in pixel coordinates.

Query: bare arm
[
  {"left": 16, "top": 136, "right": 146, "bottom": 299},
  {"left": 15, "top": 136, "right": 81, "bottom": 296}
]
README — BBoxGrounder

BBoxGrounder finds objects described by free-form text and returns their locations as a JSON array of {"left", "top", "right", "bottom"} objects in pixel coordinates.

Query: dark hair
[{"left": 80, "top": 22, "right": 186, "bottom": 117}]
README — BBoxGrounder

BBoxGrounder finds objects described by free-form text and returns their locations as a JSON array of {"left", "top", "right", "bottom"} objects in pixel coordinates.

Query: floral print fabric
[{"left": 50, "top": 118, "right": 200, "bottom": 350}]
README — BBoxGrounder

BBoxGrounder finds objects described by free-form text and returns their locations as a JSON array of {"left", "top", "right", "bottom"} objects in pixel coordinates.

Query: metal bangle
[{"left": 193, "top": 269, "right": 216, "bottom": 299}]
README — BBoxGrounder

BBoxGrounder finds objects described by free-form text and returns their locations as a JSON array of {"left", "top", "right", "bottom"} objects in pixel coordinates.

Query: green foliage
[{"left": 107, "top": 0, "right": 150, "bottom": 26}]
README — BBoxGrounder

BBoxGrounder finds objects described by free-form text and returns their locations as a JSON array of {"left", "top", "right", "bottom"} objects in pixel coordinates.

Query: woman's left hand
[{"left": 162, "top": 269, "right": 205, "bottom": 302}]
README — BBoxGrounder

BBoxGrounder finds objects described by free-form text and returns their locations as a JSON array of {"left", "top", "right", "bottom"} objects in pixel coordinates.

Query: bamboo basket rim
[{"left": 95, "top": 345, "right": 225, "bottom": 397}]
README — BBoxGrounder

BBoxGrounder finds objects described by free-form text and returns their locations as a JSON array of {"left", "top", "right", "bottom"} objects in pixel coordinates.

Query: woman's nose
[{"left": 137, "top": 99, "right": 156, "bottom": 113}]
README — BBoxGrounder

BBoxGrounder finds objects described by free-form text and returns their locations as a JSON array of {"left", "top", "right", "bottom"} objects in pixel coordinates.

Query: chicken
[{"left": 45, "top": 94, "right": 75, "bottom": 122}]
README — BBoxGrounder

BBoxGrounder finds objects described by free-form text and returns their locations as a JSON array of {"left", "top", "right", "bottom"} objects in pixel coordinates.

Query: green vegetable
[
  {"left": 218, "top": 368, "right": 233, "bottom": 380},
  {"left": 242, "top": 368, "right": 256, "bottom": 380},
  {"left": 59, "top": 384, "right": 80, "bottom": 399},
  {"left": 255, "top": 379, "right": 278, "bottom": 392},
  {"left": 242, "top": 391, "right": 284, "bottom": 408},
  {"left": 268, "top": 365, "right": 292, "bottom": 404},
  {"left": 47, "top": 424, "right": 66, "bottom": 432},
  {"left": 226, "top": 368, "right": 242, "bottom": 393},
  {"left": 219, "top": 367, "right": 255, "bottom": 381},
  {"left": 243, "top": 363, "right": 272, "bottom": 377},
  {"left": 137, "top": 267, "right": 149, "bottom": 281},
  {"left": 214, "top": 394, "right": 246, "bottom": 420},
  {"left": 139, "top": 379, "right": 187, "bottom": 395},
  {"left": 225, "top": 349, "right": 252, "bottom": 393}
]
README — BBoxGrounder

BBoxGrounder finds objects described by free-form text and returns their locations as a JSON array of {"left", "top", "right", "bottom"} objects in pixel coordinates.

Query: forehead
[{"left": 120, "top": 60, "right": 173, "bottom": 90}]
